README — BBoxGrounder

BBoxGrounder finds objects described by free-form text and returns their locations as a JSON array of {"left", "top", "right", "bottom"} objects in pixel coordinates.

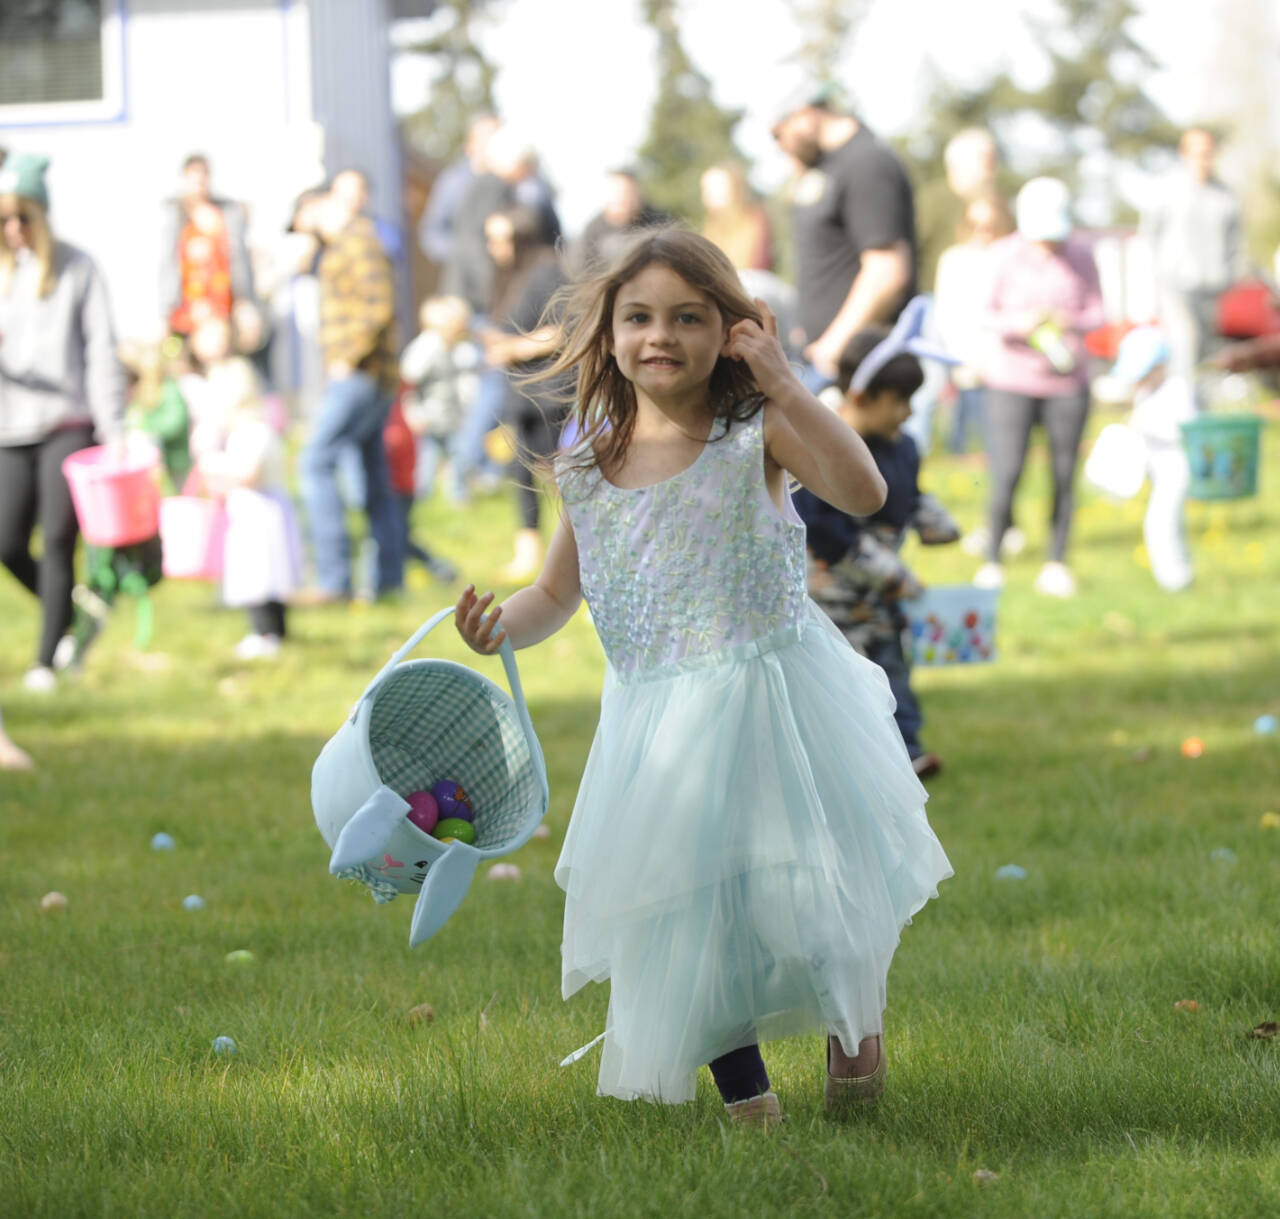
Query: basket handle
[{"left": 358, "top": 607, "right": 548, "bottom": 809}]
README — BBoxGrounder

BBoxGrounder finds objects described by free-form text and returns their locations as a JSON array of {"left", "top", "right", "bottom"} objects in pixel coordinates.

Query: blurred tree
[
  {"left": 786, "top": 0, "right": 870, "bottom": 92},
  {"left": 401, "top": 0, "right": 504, "bottom": 164},
  {"left": 634, "top": 0, "right": 744, "bottom": 221},
  {"left": 1191, "top": 0, "right": 1280, "bottom": 269},
  {"left": 900, "top": 0, "right": 1180, "bottom": 224}
]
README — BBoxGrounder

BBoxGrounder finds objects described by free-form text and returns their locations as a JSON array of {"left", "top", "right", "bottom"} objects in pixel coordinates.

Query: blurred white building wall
[{"left": 0, "top": 0, "right": 402, "bottom": 361}]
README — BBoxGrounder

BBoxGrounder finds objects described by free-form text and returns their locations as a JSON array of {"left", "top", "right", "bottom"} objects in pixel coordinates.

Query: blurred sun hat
[
  {"left": 1111, "top": 325, "right": 1170, "bottom": 384},
  {"left": 1015, "top": 176, "right": 1072, "bottom": 242}
]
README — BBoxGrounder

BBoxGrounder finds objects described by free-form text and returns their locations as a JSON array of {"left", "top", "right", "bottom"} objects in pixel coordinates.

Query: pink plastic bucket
[
  {"left": 62, "top": 442, "right": 161, "bottom": 547},
  {"left": 160, "top": 496, "right": 226, "bottom": 581}
]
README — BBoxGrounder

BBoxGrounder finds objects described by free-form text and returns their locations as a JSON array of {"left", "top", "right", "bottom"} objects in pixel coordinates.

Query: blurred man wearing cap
[
  {"left": 772, "top": 89, "right": 917, "bottom": 386},
  {"left": 1141, "top": 127, "right": 1242, "bottom": 381}
]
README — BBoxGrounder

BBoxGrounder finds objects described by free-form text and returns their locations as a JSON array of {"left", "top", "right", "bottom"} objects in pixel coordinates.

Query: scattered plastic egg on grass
[
  {"left": 1260, "top": 812, "right": 1280, "bottom": 830},
  {"left": 531, "top": 824, "right": 551, "bottom": 840},
  {"left": 972, "top": 1169, "right": 1000, "bottom": 1186},
  {"left": 182, "top": 894, "right": 206, "bottom": 911},
  {"left": 40, "top": 891, "right": 68, "bottom": 912},
  {"left": 150, "top": 832, "right": 176, "bottom": 851},
  {"left": 1255, "top": 715, "right": 1278, "bottom": 736},
  {"left": 225, "top": 949, "right": 255, "bottom": 966},
  {"left": 1174, "top": 999, "right": 1199, "bottom": 1013},
  {"left": 406, "top": 1003, "right": 436, "bottom": 1025},
  {"left": 995, "top": 864, "right": 1027, "bottom": 881},
  {"left": 1180, "top": 737, "right": 1205, "bottom": 759},
  {"left": 487, "top": 863, "right": 522, "bottom": 881},
  {"left": 211, "top": 1036, "right": 237, "bottom": 1055},
  {"left": 1209, "top": 847, "right": 1237, "bottom": 865}
]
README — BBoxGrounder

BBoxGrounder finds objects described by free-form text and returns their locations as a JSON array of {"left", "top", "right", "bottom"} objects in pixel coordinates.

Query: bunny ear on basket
[
  {"left": 849, "top": 295, "right": 963, "bottom": 394},
  {"left": 329, "top": 786, "right": 410, "bottom": 874}
]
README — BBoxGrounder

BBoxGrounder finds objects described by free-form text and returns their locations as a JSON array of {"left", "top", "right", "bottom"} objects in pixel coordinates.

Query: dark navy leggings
[{"left": 708, "top": 1043, "right": 770, "bottom": 1104}]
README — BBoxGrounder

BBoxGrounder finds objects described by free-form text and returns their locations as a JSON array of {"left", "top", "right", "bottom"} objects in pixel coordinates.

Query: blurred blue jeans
[
  {"left": 300, "top": 371, "right": 402, "bottom": 597},
  {"left": 863, "top": 635, "right": 923, "bottom": 760}
]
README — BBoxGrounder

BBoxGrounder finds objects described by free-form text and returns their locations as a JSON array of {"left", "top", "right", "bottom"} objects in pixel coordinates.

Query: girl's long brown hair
[
  {"left": 528, "top": 225, "right": 766, "bottom": 478},
  {"left": 0, "top": 196, "right": 56, "bottom": 298}
]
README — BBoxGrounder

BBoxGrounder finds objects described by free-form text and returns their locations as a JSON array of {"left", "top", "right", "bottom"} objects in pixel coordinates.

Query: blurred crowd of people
[{"left": 0, "top": 94, "right": 1272, "bottom": 769}]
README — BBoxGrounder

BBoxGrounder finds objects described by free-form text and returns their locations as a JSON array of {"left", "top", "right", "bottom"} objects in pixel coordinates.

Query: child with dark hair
[{"left": 794, "top": 306, "right": 960, "bottom": 778}]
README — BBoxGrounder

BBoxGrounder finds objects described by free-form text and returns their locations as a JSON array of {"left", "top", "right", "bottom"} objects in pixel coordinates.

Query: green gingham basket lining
[{"left": 367, "top": 661, "right": 538, "bottom": 851}]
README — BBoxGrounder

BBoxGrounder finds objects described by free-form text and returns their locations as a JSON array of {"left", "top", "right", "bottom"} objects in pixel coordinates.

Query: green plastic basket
[{"left": 1180, "top": 414, "right": 1262, "bottom": 501}]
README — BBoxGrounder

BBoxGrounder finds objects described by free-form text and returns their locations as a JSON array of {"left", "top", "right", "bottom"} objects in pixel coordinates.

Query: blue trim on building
[{"left": 0, "top": 0, "right": 130, "bottom": 131}]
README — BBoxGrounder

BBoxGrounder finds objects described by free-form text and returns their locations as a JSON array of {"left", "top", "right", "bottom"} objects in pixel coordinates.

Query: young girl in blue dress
[{"left": 455, "top": 228, "right": 951, "bottom": 1125}]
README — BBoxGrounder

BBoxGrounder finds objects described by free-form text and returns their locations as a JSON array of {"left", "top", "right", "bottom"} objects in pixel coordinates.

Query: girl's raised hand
[
  {"left": 724, "top": 299, "right": 801, "bottom": 403},
  {"left": 455, "top": 584, "right": 507, "bottom": 655}
]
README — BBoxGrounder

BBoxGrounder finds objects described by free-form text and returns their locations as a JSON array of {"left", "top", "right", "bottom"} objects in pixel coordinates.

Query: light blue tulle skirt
[{"left": 554, "top": 602, "right": 953, "bottom": 1103}]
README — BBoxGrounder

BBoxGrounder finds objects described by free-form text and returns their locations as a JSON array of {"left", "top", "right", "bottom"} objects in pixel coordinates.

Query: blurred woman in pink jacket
[{"left": 973, "top": 177, "right": 1103, "bottom": 598}]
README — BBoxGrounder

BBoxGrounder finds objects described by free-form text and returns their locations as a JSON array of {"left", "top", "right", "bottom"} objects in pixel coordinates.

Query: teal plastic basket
[{"left": 1180, "top": 414, "right": 1262, "bottom": 501}]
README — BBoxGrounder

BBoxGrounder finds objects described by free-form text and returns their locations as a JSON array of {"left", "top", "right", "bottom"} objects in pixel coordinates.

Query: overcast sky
[{"left": 392, "top": 0, "right": 1280, "bottom": 236}]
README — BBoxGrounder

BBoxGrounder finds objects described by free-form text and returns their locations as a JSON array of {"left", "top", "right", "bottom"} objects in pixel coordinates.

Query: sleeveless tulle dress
[{"left": 555, "top": 410, "right": 952, "bottom": 1103}]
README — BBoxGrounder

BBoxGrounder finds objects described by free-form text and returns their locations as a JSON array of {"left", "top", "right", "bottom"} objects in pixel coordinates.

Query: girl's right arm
[{"left": 455, "top": 514, "right": 582, "bottom": 655}]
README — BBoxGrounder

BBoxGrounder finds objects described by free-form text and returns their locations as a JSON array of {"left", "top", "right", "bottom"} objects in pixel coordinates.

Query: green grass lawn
[{"left": 2, "top": 417, "right": 1278, "bottom": 1218}]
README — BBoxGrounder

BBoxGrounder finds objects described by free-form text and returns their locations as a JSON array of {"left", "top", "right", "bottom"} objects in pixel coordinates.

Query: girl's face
[
  {"left": 190, "top": 318, "right": 232, "bottom": 365},
  {"left": 485, "top": 214, "right": 515, "bottom": 266},
  {"left": 0, "top": 196, "right": 34, "bottom": 252},
  {"left": 610, "top": 263, "right": 730, "bottom": 411},
  {"left": 700, "top": 168, "right": 734, "bottom": 212},
  {"left": 966, "top": 199, "right": 1001, "bottom": 246}
]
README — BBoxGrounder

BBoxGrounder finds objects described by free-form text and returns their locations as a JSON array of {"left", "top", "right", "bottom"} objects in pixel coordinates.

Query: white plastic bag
[{"left": 1085, "top": 423, "right": 1147, "bottom": 500}]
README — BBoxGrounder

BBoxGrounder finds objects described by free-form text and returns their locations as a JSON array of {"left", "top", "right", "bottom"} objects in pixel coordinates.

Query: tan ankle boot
[
  {"left": 724, "top": 1091, "right": 782, "bottom": 1129},
  {"left": 824, "top": 1035, "right": 885, "bottom": 1113}
]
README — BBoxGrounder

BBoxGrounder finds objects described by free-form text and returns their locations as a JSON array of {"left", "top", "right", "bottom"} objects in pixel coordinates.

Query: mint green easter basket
[{"left": 312, "top": 607, "right": 548, "bottom": 946}]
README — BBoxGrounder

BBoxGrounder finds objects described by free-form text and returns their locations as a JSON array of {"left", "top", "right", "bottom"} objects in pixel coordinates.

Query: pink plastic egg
[{"left": 406, "top": 790, "right": 439, "bottom": 834}]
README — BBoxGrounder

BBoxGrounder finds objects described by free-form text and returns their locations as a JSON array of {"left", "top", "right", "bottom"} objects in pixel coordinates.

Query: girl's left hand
[
  {"left": 724, "top": 300, "right": 801, "bottom": 403},
  {"left": 455, "top": 584, "right": 507, "bottom": 655}
]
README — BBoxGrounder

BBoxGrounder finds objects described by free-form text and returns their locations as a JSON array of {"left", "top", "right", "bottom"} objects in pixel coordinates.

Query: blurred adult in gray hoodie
[{"left": 0, "top": 154, "right": 125, "bottom": 692}]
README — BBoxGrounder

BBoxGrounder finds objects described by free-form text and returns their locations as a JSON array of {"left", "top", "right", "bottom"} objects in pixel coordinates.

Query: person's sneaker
[
  {"left": 0, "top": 729, "right": 33, "bottom": 771},
  {"left": 422, "top": 553, "right": 459, "bottom": 583},
  {"left": 470, "top": 469, "right": 506, "bottom": 496},
  {"left": 973, "top": 562, "right": 1005, "bottom": 590},
  {"left": 1001, "top": 526, "right": 1027, "bottom": 557},
  {"left": 912, "top": 753, "right": 943, "bottom": 779},
  {"left": 51, "top": 634, "right": 78, "bottom": 672},
  {"left": 233, "top": 634, "right": 282, "bottom": 661},
  {"left": 22, "top": 666, "right": 57, "bottom": 694},
  {"left": 1033, "top": 561, "right": 1077, "bottom": 598},
  {"left": 962, "top": 526, "right": 1025, "bottom": 559},
  {"left": 960, "top": 526, "right": 990, "bottom": 557}
]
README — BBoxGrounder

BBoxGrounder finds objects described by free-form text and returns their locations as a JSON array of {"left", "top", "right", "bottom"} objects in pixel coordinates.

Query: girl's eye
[
  {"left": 678, "top": 313, "right": 703, "bottom": 325},
  {"left": 626, "top": 312, "right": 648, "bottom": 324}
]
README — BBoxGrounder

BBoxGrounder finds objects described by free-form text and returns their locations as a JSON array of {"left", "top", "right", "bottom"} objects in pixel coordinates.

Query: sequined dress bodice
[{"left": 559, "top": 411, "right": 808, "bottom": 681}]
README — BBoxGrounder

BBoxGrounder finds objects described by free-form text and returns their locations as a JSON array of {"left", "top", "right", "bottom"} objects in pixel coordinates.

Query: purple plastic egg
[
  {"left": 431, "top": 779, "right": 473, "bottom": 821},
  {"left": 406, "top": 790, "right": 439, "bottom": 834}
]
